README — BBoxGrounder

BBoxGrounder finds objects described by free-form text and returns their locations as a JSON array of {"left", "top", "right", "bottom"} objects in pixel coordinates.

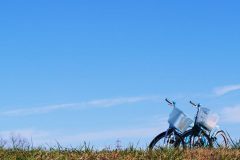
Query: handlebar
[
  {"left": 165, "top": 98, "right": 172, "bottom": 104},
  {"left": 190, "top": 101, "right": 197, "bottom": 106},
  {"left": 190, "top": 101, "right": 201, "bottom": 108},
  {"left": 165, "top": 98, "right": 175, "bottom": 107}
]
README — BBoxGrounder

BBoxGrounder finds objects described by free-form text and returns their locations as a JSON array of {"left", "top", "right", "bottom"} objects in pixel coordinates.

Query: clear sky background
[{"left": 0, "top": 0, "right": 240, "bottom": 148}]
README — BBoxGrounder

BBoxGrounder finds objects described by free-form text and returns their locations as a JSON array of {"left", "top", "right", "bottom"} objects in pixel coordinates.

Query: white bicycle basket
[
  {"left": 168, "top": 107, "right": 193, "bottom": 133},
  {"left": 196, "top": 107, "right": 219, "bottom": 131}
]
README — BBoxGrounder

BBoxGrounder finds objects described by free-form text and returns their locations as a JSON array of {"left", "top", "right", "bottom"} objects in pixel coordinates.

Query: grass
[
  {"left": 0, "top": 148, "right": 239, "bottom": 160},
  {"left": 0, "top": 136, "right": 239, "bottom": 159}
]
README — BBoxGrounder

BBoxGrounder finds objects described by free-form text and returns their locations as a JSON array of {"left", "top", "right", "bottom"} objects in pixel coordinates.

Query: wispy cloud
[
  {"left": 0, "top": 96, "right": 161, "bottom": 116},
  {"left": 214, "top": 84, "right": 240, "bottom": 96},
  {"left": 0, "top": 126, "right": 164, "bottom": 147},
  {"left": 60, "top": 127, "right": 162, "bottom": 143},
  {"left": 0, "top": 129, "right": 48, "bottom": 138},
  {"left": 220, "top": 105, "right": 240, "bottom": 123},
  {"left": 0, "top": 129, "right": 50, "bottom": 147},
  {"left": 0, "top": 113, "right": 168, "bottom": 147}
]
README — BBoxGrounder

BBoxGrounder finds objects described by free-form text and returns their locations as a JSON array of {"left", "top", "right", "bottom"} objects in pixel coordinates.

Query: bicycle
[
  {"left": 182, "top": 101, "right": 229, "bottom": 148},
  {"left": 148, "top": 99, "right": 193, "bottom": 150}
]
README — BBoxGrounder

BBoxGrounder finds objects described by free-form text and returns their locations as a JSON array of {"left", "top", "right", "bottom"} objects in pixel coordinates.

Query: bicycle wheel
[
  {"left": 182, "top": 129, "right": 212, "bottom": 148},
  {"left": 149, "top": 129, "right": 185, "bottom": 150},
  {"left": 213, "top": 130, "right": 228, "bottom": 148}
]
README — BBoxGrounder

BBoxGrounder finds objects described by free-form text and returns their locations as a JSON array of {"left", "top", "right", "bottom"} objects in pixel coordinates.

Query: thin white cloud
[
  {"left": 220, "top": 105, "right": 240, "bottom": 123},
  {"left": 0, "top": 125, "right": 165, "bottom": 147},
  {"left": 60, "top": 116, "right": 168, "bottom": 143},
  {"left": 214, "top": 84, "right": 240, "bottom": 96},
  {"left": 0, "top": 96, "right": 161, "bottom": 116},
  {"left": 0, "top": 114, "right": 168, "bottom": 147},
  {"left": 0, "top": 129, "right": 51, "bottom": 147},
  {"left": 60, "top": 127, "right": 162, "bottom": 143},
  {"left": 1, "top": 103, "right": 78, "bottom": 116},
  {"left": 0, "top": 129, "right": 48, "bottom": 138}
]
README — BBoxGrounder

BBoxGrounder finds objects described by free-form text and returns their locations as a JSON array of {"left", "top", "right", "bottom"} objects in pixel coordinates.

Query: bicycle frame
[
  {"left": 159, "top": 99, "right": 184, "bottom": 147},
  {"left": 187, "top": 101, "right": 223, "bottom": 147}
]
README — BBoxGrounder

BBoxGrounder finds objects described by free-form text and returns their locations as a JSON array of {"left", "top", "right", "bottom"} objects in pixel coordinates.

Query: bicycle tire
[
  {"left": 213, "top": 130, "right": 228, "bottom": 148},
  {"left": 182, "top": 129, "right": 212, "bottom": 148},
  {"left": 149, "top": 129, "right": 185, "bottom": 150}
]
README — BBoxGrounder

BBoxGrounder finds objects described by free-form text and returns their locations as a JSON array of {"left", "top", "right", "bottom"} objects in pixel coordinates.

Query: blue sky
[{"left": 0, "top": 0, "right": 240, "bottom": 148}]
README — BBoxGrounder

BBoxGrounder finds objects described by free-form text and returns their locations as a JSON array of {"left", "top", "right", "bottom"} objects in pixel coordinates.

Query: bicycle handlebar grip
[
  {"left": 165, "top": 98, "right": 172, "bottom": 105},
  {"left": 190, "top": 101, "right": 196, "bottom": 106}
]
